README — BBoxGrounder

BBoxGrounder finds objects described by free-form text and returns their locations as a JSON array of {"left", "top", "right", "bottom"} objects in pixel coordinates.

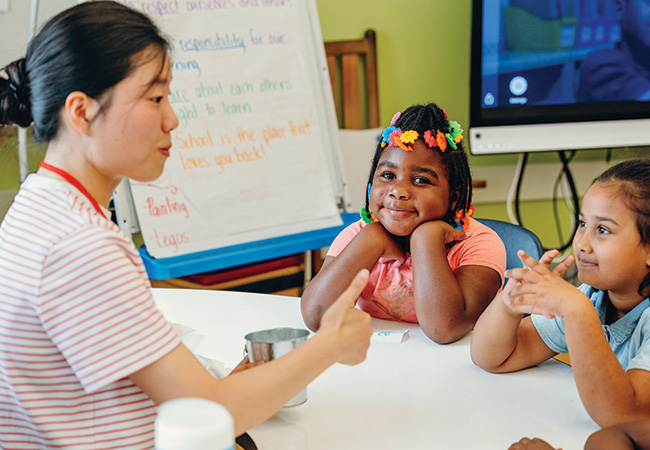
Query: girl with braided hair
[{"left": 301, "top": 103, "right": 506, "bottom": 344}]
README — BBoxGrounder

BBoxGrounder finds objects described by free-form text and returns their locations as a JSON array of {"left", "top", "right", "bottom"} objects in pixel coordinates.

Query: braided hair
[{"left": 365, "top": 103, "right": 473, "bottom": 226}]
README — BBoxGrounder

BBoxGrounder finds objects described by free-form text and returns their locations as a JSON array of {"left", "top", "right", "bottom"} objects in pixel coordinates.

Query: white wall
[{"left": 0, "top": 0, "right": 76, "bottom": 68}]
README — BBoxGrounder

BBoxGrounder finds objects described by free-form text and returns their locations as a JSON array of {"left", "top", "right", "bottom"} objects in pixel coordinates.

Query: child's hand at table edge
[
  {"left": 318, "top": 268, "right": 372, "bottom": 366},
  {"left": 503, "top": 250, "right": 586, "bottom": 320},
  {"left": 508, "top": 437, "right": 561, "bottom": 450}
]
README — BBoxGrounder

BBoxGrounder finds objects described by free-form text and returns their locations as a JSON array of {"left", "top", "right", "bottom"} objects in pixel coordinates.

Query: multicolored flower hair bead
[
  {"left": 452, "top": 204, "right": 475, "bottom": 231},
  {"left": 380, "top": 111, "right": 464, "bottom": 153},
  {"left": 360, "top": 207, "right": 377, "bottom": 224}
]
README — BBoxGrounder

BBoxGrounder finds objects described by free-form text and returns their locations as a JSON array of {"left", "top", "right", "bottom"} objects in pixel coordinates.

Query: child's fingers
[
  {"left": 505, "top": 287, "right": 557, "bottom": 319},
  {"left": 517, "top": 250, "right": 550, "bottom": 274},
  {"left": 452, "top": 230, "right": 471, "bottom": 242},
  {"left": 508, "top": 437, "right": 558, "bottom": 450},
  {"left": 442, "top": 227, "right": 471, "bottom": 244},
  {"left": 538, "top": 249, "right": 559, "bottom": 265},
  {"left": 505, "top": 267, "right": 527, "bottom": 280},
  {"left": 552, "top": 255, "right": 575, "bottom": 277},
  {"left": 505, "top": 267, "right": 543, "bottom": 284},
  {"left": 386, "top": 248, "right": 407, "bottom": 265},
  {"left": 393, "top": 254, "right": 406, "bottom": 265},
  {"left": 507, "top": 296, "right": 556, "bottom": 320},
  {"left": 503, "top": 269, "right": 524, "bottom": 283},
  {"left": 507, "top": 279, "right": 540, "bottom": 296}
]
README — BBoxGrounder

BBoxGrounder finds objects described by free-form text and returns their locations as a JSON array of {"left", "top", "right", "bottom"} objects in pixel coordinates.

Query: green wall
[
  {"left": 0, "top": 128, "right": 45, "bottom": 190},
  {"left": 315, "top": 0, "right": 647, "bottom": 249},
  {"left": 316, "top": 0, "right": 473, "bottom": 140},
  {"left": 314, "top": 0, "right": 639, "bottom": 164}
]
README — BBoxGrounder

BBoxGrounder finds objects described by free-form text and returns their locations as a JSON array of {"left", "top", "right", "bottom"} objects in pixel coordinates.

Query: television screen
[{"left": 469, "top": 0, "right": 650, "bottom": 154}]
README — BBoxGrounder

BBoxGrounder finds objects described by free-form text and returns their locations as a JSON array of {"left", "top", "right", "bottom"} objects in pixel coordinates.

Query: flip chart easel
[{"left": 112, "top": 0, "right": 354, "bottom": 279}]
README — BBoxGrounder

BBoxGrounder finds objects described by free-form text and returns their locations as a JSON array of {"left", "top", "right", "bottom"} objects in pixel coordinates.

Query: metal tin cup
[{"left": 244, "top": 327, "right": 310, "bottom": 407}]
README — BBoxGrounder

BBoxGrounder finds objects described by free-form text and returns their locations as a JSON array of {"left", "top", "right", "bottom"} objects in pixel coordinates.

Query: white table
[{"left": 152, "top": 288, "right": 598, "bottom": 450}]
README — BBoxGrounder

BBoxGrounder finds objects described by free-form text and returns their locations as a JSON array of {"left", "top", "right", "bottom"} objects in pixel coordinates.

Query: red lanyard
[{"left": 39, "top": 161, "right": 107, "bottom": 219}]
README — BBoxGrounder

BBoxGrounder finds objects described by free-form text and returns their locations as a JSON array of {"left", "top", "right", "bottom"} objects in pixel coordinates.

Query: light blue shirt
[{"left": 532, "top": 284, "right": 650, "bottom": 372}]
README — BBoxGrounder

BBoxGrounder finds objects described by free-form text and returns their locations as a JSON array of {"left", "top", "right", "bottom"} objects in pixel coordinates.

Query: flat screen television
[{"left": 469, "top": 0, "right": 650, "bottom": 155}]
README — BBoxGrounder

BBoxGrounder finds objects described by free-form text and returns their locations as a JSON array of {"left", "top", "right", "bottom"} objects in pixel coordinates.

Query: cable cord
[
  {"left": 510, "top": 151, "right": 579, "bottom": 253},
  {"left": 514, "top": 153, "right": 528, "bottom": 227},
  {"left": 506, "top": 153, "right": 526, "bottom": 225},
  {"left": 558, "top": 167, "right": 577, "bottom": 261},
  {"left": 554, "top": 152, "right": 579, "bottom": 256},
  {"left": 507, "top": 153, "right": 526, "bottom": 225},
  {"left": 552, "top": 151, "right": 580, "bottom": 252}
]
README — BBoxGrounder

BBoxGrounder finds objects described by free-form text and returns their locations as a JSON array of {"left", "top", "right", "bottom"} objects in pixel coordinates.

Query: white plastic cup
[
  {"left": 244, "top": 327, "right": 310, "bottom": 407},
  {"left": 154, "top": 397, "right": 235, "bottom": 450}
]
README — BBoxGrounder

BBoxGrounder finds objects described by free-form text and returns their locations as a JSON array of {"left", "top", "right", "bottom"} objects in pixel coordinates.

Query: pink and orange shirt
[{"left": 327, "top": 217, "right": 507, "bottom": 323}]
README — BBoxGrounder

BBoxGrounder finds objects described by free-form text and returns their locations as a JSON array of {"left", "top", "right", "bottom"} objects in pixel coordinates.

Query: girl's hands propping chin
[
  {"left": 410, "top": 220, "right": 470, "bottom": 247},
  {"left": 362, "top": 222, "right": 406, "bottom": 264},
  {"left": 503, "top": 250, "right": 587, "bottom": 320}
]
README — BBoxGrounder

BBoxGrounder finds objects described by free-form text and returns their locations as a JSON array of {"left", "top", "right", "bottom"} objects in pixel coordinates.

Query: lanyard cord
[{"left": 39, "top": 161, "right": 107, "bottom": 219}]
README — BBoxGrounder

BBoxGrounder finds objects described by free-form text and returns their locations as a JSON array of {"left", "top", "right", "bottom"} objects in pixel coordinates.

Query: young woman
[{"left": 0, "top": 2, "right": 372, "bottom": 448}]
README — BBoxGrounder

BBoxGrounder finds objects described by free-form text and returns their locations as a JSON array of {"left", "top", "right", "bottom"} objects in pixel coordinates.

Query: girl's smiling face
[
  {"left": 573, "top": 182, "right": 650, "bottom": 301},
  {"left": 369, "top": 140, "right": 450, "bottom": 236}
]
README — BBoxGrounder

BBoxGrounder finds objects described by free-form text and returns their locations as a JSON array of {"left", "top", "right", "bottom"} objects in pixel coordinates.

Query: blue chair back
[{"left": 476, "top": 218, "right": 544, "bottom": 271}]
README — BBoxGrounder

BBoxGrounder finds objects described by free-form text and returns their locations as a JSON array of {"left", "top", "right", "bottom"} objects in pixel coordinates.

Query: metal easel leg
[{"left": 303, "top": 250, "right": 312, "bottom": 291}]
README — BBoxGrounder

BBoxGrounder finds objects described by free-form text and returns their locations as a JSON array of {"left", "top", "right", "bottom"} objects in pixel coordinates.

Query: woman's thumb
[{"left": 331, "top": 269, "right": 369, "bottom": 310}]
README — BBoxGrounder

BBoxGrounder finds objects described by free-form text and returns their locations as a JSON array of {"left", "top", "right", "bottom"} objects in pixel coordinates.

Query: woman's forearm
[{"left": 211, "top": 330, "right": 342, "bottom": 434}]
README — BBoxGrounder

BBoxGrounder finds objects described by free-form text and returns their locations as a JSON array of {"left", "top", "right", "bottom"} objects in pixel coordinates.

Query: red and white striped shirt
[{"left": 0, "top": 174, "right": 180, "bottom": 449}]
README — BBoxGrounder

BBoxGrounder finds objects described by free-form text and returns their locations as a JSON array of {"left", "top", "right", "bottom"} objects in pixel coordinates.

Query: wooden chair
[{"left": 324, "top": 29, "right": 380, "bottom": 130}]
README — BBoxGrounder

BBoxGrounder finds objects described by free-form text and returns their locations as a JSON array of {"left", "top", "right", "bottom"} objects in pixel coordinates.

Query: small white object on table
[{"left": 153, "top": 288, "right": 598, "bottom": 450}]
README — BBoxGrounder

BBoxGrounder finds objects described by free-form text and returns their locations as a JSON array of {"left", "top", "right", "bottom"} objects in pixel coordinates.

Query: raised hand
[
  {"left": 503, "top": 250, "right": 587, "bottom": 319},
  {"left": 519, "top": 249, "right": 574, "bottom": 276},
  {"left": 318, "top": 269, "right": 373, "bottom": 365}
]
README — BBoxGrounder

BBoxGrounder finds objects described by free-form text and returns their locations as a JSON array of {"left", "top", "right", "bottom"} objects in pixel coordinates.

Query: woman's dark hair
[
  {"left": 365, "top": 103, "right": 473, "bottom": 226},
  {"left": 0, "top": 1, "right": 169, "bottom": 141},
  {"left": 593, "top": 159, "right": 650, "bottom": 297}
]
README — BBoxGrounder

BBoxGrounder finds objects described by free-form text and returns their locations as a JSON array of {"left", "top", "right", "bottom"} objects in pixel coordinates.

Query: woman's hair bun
[{"left": 0, "top": 58, "right": 33, "bottom": 127}]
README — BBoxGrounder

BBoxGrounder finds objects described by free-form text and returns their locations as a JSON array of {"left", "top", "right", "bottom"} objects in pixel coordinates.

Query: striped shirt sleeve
[{"left": 37, "top": 225, "right": 180, "bottom": 393}]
